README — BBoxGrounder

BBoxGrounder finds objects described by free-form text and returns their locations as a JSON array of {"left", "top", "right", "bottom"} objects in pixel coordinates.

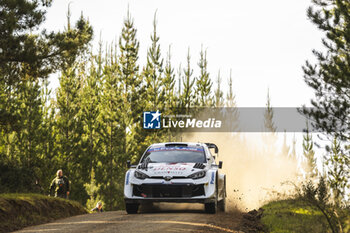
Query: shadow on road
[{"left": 139, "top": 203, "right": 206, "bottom": 214}]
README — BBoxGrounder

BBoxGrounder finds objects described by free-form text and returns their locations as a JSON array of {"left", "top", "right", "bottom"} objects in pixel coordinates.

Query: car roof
[{"left": 150, "top": 142, "right": 206, "bottom": 148}]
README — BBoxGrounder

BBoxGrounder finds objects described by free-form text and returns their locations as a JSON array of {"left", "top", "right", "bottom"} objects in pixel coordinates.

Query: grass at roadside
[
  {"left": 261, "top": 198, "right": 329, "bottom": 233},
  {"left": 0, "top": 193, "right": 87, "bottom": 233}
]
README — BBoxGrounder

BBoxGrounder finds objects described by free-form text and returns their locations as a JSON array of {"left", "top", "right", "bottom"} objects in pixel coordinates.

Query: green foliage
[
  {"left": 298, "top": 177, "right": 349, "bottom": 233},
  {"left": 302, "top": 0, "right": 350, "bottom": 142},
  {"left": 302, "top": 0, "right": 350, "bottom": 211},
  {"left": 79, "top": 45, "right": 103, "bottom": 179},
  {"left": 84, "top": 169, "right": 102, "bottom": 211},
  {"left": 0, "top": 2, "right": 92, "bottom": 202},
  {"left": 262, "top": 180, "right": 350, "bottom": 233},
  {"left": 55, "top": 64, "right": 89, "bottom": 203},
  {"left": 195, "top": 46, "right": 213, "bottom": 107},
  {"left": 325, "top": 137, "right": 349, "bottom": 206},
  {"left": 117, "top": 10, "right": 148, "bottom": 162},
  {"left": 261, "top": 198, "right": 328, "bottom": 233},
  {"left": 143, "top": 12, "right": 164, "bottom": 110},
  {"left": 0, "top": 6, "right": 244, "bottom": 213},
  {"left": 0, "top": 0, "right": 93, "bottom": 84},
  {"left": 0, "top": 163, "right": 40, "bottom": 193},
  {"left": 97, "top": 46, "right": 125, "bottom": 210}
]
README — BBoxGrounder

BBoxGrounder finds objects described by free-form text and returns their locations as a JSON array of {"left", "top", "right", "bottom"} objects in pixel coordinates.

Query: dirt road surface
[{"left": 14, "top": 204, "right": 263, "bottom": 233}]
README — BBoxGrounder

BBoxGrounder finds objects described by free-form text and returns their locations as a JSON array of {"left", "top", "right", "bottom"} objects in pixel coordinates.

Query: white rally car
[{"left": 124, "top": 142, "right": 226, "bottom": 214}]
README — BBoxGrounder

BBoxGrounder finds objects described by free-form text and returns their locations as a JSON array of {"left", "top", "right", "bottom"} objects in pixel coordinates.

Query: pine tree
[
  {"left": 79, "top": 44, "right": 103, "bottom": 179},
  {"left": 301, "top": 0, "right": 350, "bottom": 206},
  {"left": 119, "top": 9, "right": 141, "bottom": 114},
  {"left": 0, "top": 3, "right": 93, "bottom": 195},
  {"left": 163, "top": 45, "right": 177, "bottom": 111},
  {"left": 302, "top": 1, "right": 350, "bottom": 142},
  {"left": 214, "top": 70, "right": 224, "bottom": 107},
  {"left": 11, "top": 78, "right": 44, "bottom": 192},
  {"left": 0, "top": 0, "right": 93, "bottom": 85},
  {"left": 264, "top": 89, "right": 276, "bottom": 133},
  {"left": 0, "top": 79, "right": 19, "bottom": 165},
  {"left": 303, "top": 123, "right": 318, "bottom": 179},
  {"left": 143, "top": 12, "right": 164, "bottom": 110},
  {"left": 181, "top": 49, "right": 195, "bottom": 112},
  {"left": 226, "top": 69, "right": 236, "bottom": 108},
  {"left": 263, "top": 89, "right": 277, "bottom": 151},
  {"left": 0, "top": 79, "right": 6, "bottom": 160},
  {"left": 195, "top": 46, "right": 212, "bottom": 107},
  {"left": 325, "top": 137, "right": 349, "bottom": 206},
  {"left": 55, "top": 64, "right": 87, "bottom": 203},
  {"left": 98, "top": 51, "right": 125, "bottom": 210},
  {"left": 177, "top": 64, "right": 183, "bottom": 99},
  {"left": 225, "top": 69, "right": 239, "bottom": 132},
  {"left": 39, "top": 78, "right": 57, "bottom": 192},
  {"left": 118, "top": 10, "right": 148, "bottom": 164}
]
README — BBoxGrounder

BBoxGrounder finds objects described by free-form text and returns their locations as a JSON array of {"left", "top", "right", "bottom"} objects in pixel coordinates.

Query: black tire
[
  {"left": 205, "top": 201, "right": 217, "bottom": 214},
  {"left": 218, "top": 198, "right": 226, "bottom": 212},
  {"left": 218, "top": 177, "right": 226, "bottom": 212},
  {"left": 125, "top": 203, "right": 139, "bottom": 214}
]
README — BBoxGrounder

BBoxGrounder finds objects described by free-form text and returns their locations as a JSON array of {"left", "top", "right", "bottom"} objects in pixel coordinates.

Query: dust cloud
[{"left": 182, "top": 132, "right": 301, "bottom": 211}]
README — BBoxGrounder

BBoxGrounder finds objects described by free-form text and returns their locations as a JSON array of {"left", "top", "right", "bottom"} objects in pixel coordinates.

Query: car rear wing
[{"left": 205, "top": 143, "right": 218, "bottom": 154}]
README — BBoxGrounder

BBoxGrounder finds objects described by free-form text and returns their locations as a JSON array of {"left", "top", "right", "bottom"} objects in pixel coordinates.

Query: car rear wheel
[
  {"left": 205, "top": 201, "right": 217, "bottom": 214},
  {"left": 125, "top": 203, "right": 139, "bottom": 214}
]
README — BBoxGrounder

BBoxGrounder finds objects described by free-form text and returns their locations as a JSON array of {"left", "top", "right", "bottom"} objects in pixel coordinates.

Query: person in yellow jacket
[{"left": 49, "top": 169, "right": 70, "bottom": 199}]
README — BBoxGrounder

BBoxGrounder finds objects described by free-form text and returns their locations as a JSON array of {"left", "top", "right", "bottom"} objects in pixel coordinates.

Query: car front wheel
[
  {"left": 218, "top": 198, "right": 226, "bottom": 212},
  {"left": 205, "top": 200, "right": 217, "bottom": 214},
  {"left": 125, "top": 203, "right": 139, "bottom": 214}
]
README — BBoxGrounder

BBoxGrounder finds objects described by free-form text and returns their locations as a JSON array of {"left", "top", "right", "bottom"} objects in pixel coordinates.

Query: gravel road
[{"left": 14, "top": 204, "right": 251, "bottom": 233}]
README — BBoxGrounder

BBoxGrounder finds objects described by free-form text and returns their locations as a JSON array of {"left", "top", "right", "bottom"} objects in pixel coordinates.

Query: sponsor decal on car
[
  {"left": 210, "top": 172, "right": 215, "bottom": 184},
  {"left": 147, "top": 146, "right": 204, "bottom": 153},
  {"left": 152, "top": 166, "right": 186, "bottom": 171},
  {"left": 125, "top": 171, "right": 130, "bottom": 185}
]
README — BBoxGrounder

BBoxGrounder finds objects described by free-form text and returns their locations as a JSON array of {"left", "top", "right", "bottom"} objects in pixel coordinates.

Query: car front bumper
[{"left": 124, "top": 170, "right": 217, "bottom": 203}]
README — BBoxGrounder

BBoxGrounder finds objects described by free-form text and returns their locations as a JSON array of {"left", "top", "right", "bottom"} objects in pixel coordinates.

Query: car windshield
[{"left": 141, "top": 146, "right": 206, "bottom": 163}]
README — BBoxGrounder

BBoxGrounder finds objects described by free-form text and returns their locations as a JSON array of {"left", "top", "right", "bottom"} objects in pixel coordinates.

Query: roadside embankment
[{"left": 0, "top": 193, "right": 87, "bottom": 233}]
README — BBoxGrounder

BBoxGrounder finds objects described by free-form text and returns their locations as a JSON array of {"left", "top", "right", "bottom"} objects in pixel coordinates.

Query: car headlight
[
  {"left": 188, "top": 171, "right": 206, "bottom": 179},
  {"left": 134, "top": 170, "right": 149, "bottom": 179}
]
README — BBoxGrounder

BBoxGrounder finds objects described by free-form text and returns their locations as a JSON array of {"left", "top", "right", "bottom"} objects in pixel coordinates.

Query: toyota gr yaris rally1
[{"left": 124, "top": 142, "right": 226, "bottom": 214}]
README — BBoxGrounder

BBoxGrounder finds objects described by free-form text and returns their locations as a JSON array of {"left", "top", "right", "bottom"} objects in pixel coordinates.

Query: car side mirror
[
  {"left": 218, "top": 161, "right": 223, "bottom": 169},
  {"left": 127, "top": 160, "right": 131, "bottom": 168},
  {"left": 215, "top": 147, "right": 218, "bottom": 154}
]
